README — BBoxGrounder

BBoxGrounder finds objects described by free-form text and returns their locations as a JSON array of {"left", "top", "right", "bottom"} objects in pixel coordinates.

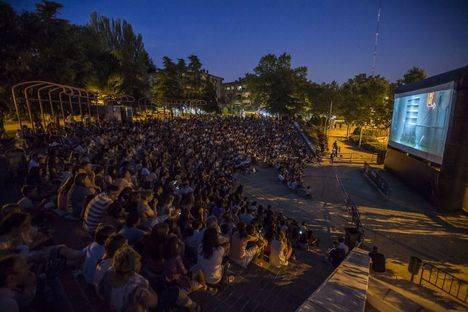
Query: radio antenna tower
[{"left": 372, "top": 0, "right": 382, "bottom": 75}]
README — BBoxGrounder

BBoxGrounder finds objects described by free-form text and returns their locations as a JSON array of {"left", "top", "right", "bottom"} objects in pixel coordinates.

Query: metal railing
[
  {"left": 419, "top": 262, "right": 467, "bottom": 303},
  {"left": 333, "top": 152, "right": 378, "bottom": 164},
  {"left": 333, "top": 167, "right": 362, "bottom": 230},
  {"left": 363, "top": 162, "right": 391, "bottom": 197}
]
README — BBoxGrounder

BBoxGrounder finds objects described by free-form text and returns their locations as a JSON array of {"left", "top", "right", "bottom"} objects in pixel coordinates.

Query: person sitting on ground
[
  {"left": 119, "top": 212, "right": 146, "bottom": 246},
  {"left": 81, "top": 224, "right": 115, "bottom": 284},
  {"left": 0, "top": 254, "right": 37, "bottom": 312},
  {"left": 164, "top": 235, "right": 215, "bottom": 294},
  {"left": 184, "top": 220, "right": 202, "bottom": 257},
  {"left": 192, "top": 216, "right": 219, "bottom": 250},
  {"left": 0, "top": 210, "right": 84, "bottom": 299},
  {"left": 369, "top": 246, "right": 386, "bottom": 273},
  {"left": 230, "top": 222, "right": 265, "bottom": 268},
  {"left": 136, "top": 190, "right": 155, "bottom": 220},
  {"left": 82, "top": 185, "right": 119, "bottom": 235},
  {"left": 269, "top": 230, "right": 293, "bottom": 268},
  {"left": 67, "top": 172, "right": 96, "bottom": 218},
  {"left": 328, "top": 241, "right": 345, "bottom": 268},
  {"left": 114, "top": 169, "right": 135, "bottom": 193},
  {"left": 195, "top": 228, "right": 229, "bottom": 285},
  {"left": 298, "top": 229, "right": 318, "bottom": 251},
  {"left": 16, "top": 185, "right": 37, "bottom": 213},
  {"left": 93, "top": 233, "right": 127, "bottom": 288},
  {"left": 138, "top": 223, "right": 170, "bottom": 277},
  {"left": 239, "top": 207, "right": 254, "bottom": 225},
  {"left": 56, "top": 165, "right": 79, "bottom": 212},
  {"left": 98, "top": 245, "right": 158, "bottom": 312},
  {"left": 338, "top": 237, "right": 349, "bottom": 255}
]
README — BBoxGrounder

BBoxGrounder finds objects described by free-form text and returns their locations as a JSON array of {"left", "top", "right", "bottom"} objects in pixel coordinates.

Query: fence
[
  {"left": 293, "top": 122, "right": 317, "bottom": 155},
  {"left": 419, "top": 262, "right": 468, "bottom": 303},
  {"left": 363, "top": 162, "right": 390, "bottom": 197},
  {"left": 333, "top": 152, "right": 378, "bottom": 164},
  {"left": 334, "top": 168, "right": 362, "bottom": 230}
]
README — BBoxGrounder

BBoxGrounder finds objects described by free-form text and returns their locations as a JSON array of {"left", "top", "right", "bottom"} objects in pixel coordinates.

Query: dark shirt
[
  {"left": 369, "top": 252, "right": 386, "bottom": 272},
  {"left": 329, "top": 247, "right": 345, "bottom": 268}
]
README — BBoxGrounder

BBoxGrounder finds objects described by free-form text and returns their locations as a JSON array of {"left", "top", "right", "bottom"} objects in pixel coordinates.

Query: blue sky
[{"left": 9, "top": 0, "right": 468, "bottom": 83}]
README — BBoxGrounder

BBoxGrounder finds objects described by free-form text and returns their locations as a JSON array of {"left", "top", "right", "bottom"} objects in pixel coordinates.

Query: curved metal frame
[{"left": 11, "top": 81, "right": 98, "bottom": 131}]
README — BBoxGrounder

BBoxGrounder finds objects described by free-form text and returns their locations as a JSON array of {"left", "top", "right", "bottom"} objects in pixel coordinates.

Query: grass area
[{"left": 347, "top": 135, "right": 387, "bottom": 154}]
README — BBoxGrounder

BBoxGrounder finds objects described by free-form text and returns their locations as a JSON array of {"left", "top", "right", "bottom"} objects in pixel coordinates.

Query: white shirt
[
  {"left": 270, "top": 240, "right": 289, "bottom": 267},
  {"left": 197, "top": 245, "right": 225, "bottom": 284},
  {"left": 82, "top": 242, "right": 105, "bottom": 284}
]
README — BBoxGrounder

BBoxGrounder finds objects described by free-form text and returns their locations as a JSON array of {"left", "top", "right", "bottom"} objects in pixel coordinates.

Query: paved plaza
[{"left": 233, "top": 149, "right": 468, "bottom": 311}]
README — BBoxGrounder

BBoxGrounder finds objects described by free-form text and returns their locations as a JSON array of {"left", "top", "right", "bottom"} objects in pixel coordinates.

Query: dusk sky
[{"left": 9, "top": 0, "right": 468, "bottom": 83}]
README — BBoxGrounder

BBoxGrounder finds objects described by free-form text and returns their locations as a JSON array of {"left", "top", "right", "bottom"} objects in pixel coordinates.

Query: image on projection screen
[{"left": 389, "top": 85, "right": 455, "bottom": 164}]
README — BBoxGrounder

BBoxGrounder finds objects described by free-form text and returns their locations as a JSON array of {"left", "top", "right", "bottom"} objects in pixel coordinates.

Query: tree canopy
[
  {"left": 0, "top": 0, "right": 154, "bottom": 111},
  {"left": 152, "top": 54, "right": 219, "bottom": 111},
  {"left": 244, "top": 53, "right": 425, "bottom": 129},
  {"left": 0, "top": 0, "right": 430, "bottom": 122},
  {"left": 397, "top": 66, "right": 427, "bottom": 86},
  {"left": 246, "top": 53, "right": 309, "bottom": 116}
]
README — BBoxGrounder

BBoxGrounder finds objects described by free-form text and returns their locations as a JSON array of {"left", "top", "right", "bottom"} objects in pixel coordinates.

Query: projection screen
[{"left": 388, "top": 82, "right": 456, "bottom": 164}]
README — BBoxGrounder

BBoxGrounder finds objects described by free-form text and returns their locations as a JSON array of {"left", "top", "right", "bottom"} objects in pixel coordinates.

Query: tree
[
  {"left": 186, "top": 55, "right": 203, "bottom": 99},
  {"left": 341, "top": 74, "right": 391, "bottom": 143},
  {"left": 0, "top": 1, "right": 156, "bottom": 115},
  {"left": 246, "top": 53, "right": 309, "bottom": 116},
  {"left": 305, "top": 81, "right": 342, "bottom": 127},
  {"left": 397, "top": 67, "right": 427, "bottom": 86},
  {"left": 153, "top": 57, "right": 184, "bottom": 104},
  {"left": 35, "top": 0, "right": 63, "bottom": 20},
  {"left": 202, "top": 81, "right": 219, "bottom": 113},
  {"left": 88, "top": 12, "right": 153, "bottom": 99}
]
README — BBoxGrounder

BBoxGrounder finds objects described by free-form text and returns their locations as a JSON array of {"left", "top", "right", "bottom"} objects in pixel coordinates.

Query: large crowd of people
[{"left": 0, "top": 115, "right": 329, "bottom": 311}]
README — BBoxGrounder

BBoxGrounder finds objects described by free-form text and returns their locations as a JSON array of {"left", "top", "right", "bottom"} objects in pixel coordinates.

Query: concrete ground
[
  {"left": 190, "top": 167, "right": 335, "bottom": 312},
  {"left": 307, "top": 164, "right": 467, "bottom": 311},
  {"left": 234, "top": 122, "right": 468, "bottom": 311},
  {"left": 237, "top": 162, "right": 467, "bottom": 311}
]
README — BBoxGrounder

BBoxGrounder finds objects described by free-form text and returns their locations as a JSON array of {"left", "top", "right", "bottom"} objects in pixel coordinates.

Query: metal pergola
[
  {"left": 11, "top": 81, "right": 212, "bottom": 132},
  {"left": 11, "top": 81, "right": 98, "bottom": 131}
]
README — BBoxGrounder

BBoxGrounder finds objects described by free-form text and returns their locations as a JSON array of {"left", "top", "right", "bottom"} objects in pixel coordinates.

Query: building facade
[
  {"left": 223, "top": 79, "right": 253, "bottom": 108},
  {"left": 203, "top": 71, "right": 224, "bottom": 101}
]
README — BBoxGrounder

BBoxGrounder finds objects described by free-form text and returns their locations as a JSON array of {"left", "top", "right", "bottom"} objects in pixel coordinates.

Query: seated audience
[
  {"left": 98, "top": 245, "right": 158, "bottom": 311},
  {"left": 82, "top": 224, "right": 115, "bottom": 284},
  {"left": 230, "top": 222, "right": 265, "bottom": 268},
  {"left": 196, "top": 228, "right": 228, "bottom": 285}
]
